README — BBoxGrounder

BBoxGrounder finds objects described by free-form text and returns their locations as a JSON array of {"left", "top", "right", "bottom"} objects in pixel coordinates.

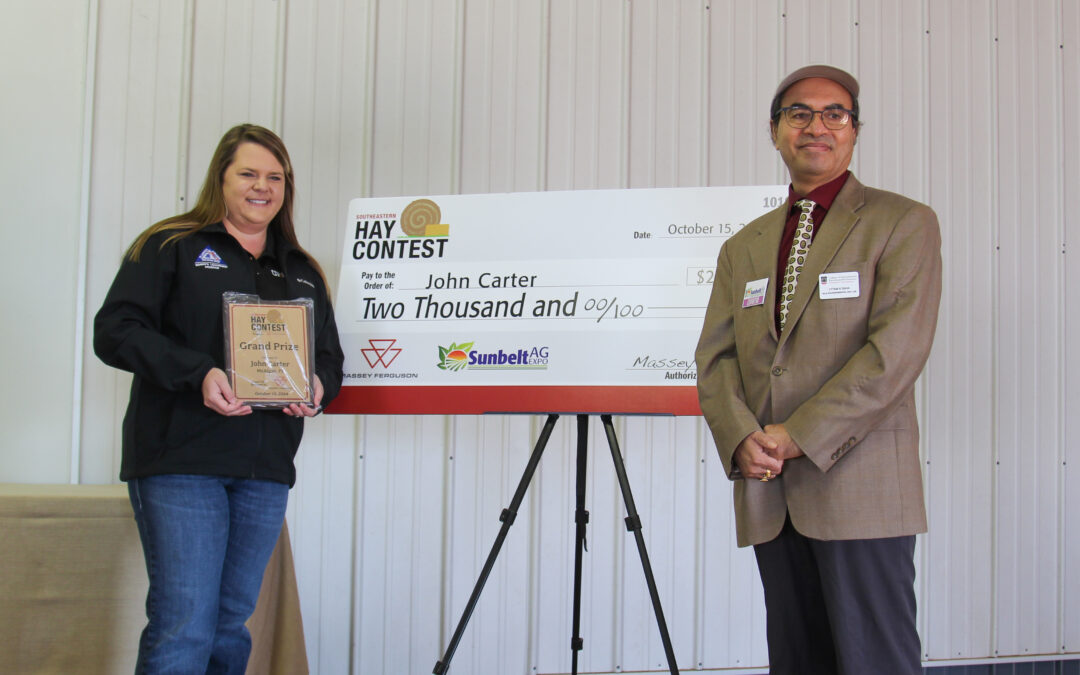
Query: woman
[{"left": 94, "top": 124, "right": 343, "bottom": 673}]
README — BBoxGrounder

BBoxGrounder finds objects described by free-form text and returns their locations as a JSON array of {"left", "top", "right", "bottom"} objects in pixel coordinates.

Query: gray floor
[{"left": 925, "top": 658, "right": 1080, "bottom": 675}]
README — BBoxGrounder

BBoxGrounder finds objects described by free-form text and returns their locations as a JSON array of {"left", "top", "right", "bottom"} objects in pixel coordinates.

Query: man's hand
[
  {"left": 734, "top": 430, "right": 785, "bottom": 481},
  {"left": 763, "top": 423, "right": 804, "bottom": 460},
  {"left": 202, "top": 367, "right": 253, "bottom": 416}
]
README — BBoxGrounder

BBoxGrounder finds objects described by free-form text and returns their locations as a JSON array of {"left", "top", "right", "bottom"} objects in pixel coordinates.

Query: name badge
[
  {"left": 742, "top": 278, "right": 769, "bottom": 308},
  {"left": 818, "top": 272, "right": 860, "bottom": 299}
]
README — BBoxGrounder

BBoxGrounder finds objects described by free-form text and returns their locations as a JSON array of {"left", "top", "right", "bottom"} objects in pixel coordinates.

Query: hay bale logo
[
  {"left": 401, "top": 199, "right": 449, "bottom": 237},
  {"left": 351, "top": 198, "right": 450, "bottom": 260}
]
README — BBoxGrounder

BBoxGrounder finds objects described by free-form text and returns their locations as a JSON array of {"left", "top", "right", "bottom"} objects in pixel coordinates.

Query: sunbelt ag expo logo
[
  {"left": 437, "top": 341, "right": 549, "bottom": 372},
  {"left": 437, "top": 342, "right": 473, "bottom": 371}
]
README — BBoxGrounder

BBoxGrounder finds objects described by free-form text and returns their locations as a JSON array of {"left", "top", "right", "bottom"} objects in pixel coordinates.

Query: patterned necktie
[{"left": 778, "top": 199, "right": 816, "bottom": 331}]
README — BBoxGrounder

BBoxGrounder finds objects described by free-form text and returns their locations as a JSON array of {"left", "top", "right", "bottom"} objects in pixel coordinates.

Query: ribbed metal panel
[
  {"left": 37, "top": 0, "right": 1076, "bottom": 673},
  {"left": 1064, "top": 0, "right": 1080, "bottom": 659},
  {"left": 923, "top": 1, "right": 997, "bottom": 661},
  {"left": 459, "top": 0, "right": 546, "bottom": 194},
  {"left": 548, "top": 0, "right": 629, "bottom": 191},
  {"left": 79, "top": 0, "right": 195, "bottom": 485},
  {"left": 707, "top": 0, "right": 784, "bottom": 187},
  {"left": 994, "top": 0, "right": 1066, "bottom": 660},
  {"left": 0, "top": 0, "right": 92, "bottom": 483}
]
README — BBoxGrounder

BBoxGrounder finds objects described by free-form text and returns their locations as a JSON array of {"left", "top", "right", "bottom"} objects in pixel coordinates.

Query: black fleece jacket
[{"left": 94, "top": 222, "right": 344, "bottom": 486}]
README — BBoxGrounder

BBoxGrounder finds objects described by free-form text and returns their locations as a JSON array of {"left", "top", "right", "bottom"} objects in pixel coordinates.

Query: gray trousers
[{"left": 753, "top": 515, "right": 922, "bottom": 675}]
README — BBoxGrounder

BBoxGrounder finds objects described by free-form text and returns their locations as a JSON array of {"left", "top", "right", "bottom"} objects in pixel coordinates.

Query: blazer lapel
[
  {"left": 745, "top": 208, "right": 786, "bottom": 343},
  {"left": 779, "top": 177, "right": 866, "bottom": 343}
]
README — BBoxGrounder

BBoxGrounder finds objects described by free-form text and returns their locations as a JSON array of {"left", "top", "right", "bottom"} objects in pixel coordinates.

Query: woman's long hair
[{"left": 125, "top": 123, "right": 328, "bottom": 290}]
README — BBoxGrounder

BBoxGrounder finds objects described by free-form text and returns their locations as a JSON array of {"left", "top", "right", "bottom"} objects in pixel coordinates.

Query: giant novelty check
[{"left": 328, "top": 185, "right": 785, "bottom": 415}]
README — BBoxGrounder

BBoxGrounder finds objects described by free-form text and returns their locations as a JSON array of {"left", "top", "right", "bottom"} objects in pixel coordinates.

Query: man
[{"left": 695, "top": 65, "right": 941, "bottom": 674}]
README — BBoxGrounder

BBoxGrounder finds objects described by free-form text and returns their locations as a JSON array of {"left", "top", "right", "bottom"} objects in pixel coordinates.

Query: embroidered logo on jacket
[{"left": 194, "top": 247, "right": 228, "bottom": 270}]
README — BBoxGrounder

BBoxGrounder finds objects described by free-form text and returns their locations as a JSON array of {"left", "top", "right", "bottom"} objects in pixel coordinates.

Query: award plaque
[{"left": 223, "top": 293, "right": 316, "bottom": 408}]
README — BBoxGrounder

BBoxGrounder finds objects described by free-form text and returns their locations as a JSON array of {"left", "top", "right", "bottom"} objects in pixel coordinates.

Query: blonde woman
[{"left": 95, "top": 124, "right": 343, "bottom": 673}]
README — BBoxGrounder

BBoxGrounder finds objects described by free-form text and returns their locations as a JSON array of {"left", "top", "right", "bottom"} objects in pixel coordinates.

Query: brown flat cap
[{"left": 775, "top": 65, "right": 859, "bottom": 101}]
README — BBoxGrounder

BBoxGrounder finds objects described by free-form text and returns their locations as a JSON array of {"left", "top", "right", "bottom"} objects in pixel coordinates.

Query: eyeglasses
[{"left": 776, "top": 105, "right": 855, "bottom": 130}]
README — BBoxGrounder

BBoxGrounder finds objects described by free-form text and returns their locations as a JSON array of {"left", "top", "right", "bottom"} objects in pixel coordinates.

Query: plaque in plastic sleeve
[{"left": 223, "top": 292, "right": 315, "bottom": 408}]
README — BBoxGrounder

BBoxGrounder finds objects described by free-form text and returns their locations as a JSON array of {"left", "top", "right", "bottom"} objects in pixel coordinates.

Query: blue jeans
[{"left": 128, "top": 475, "right": 289, "bottom": 674}]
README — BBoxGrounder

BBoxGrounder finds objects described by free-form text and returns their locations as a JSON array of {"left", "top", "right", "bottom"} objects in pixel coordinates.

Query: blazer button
[{"left": 771, "top": 366, "right": 784, "bottom": 376}]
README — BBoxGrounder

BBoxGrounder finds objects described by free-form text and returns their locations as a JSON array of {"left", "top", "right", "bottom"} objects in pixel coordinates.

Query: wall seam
[
  {"left": 1055, "top": 0, "right": 1067, "bottom": 656},
  {"left": 71, "top": 0, "right": 102, "bottom": 484}
]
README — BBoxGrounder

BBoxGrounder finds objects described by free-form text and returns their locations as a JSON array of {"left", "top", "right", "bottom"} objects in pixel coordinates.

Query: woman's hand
[
  {"left": 283, "top": 374, "right": 324, "bottom": 418},
  {"left": 202, "top": 368, "right": 253, "bottom": 416}
]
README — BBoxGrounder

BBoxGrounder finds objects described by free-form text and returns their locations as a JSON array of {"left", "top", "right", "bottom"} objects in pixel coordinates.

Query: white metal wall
[{"left": 3, "top": 0, "right": 1077, "bottom": 673}]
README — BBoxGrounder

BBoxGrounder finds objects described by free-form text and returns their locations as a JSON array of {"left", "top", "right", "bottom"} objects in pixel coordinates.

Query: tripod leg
[
  {"left": 433, "top": 414, "right": 560, "bottom": 675},
  {"left": 571, "top": 414, "right": 590, "bottom": 674},
  {"left": 600, "top": 414, "right": 680, "bottom": 675}
]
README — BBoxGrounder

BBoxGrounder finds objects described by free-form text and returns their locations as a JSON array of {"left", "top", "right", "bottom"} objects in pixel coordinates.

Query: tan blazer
[{"left": 696, "top": 175, "right": 942, "bottom": 547}]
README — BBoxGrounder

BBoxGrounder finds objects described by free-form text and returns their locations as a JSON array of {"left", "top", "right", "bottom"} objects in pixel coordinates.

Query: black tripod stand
[{"left": 432, "top": 413, "right": 679, "bottom": 675}]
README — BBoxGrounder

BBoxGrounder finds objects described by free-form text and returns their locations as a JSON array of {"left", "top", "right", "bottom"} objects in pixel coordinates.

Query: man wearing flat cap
[{"left": 696, "top": 65, "right": 941, "bottom": 674}]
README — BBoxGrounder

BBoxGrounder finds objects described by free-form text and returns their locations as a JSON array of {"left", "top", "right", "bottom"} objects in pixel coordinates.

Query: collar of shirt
[
  {"left": 786, "top": 170, "right": 850, "bottom": 221},
  {"left": 207, "top": 220, "right": 293, "bottom": 265}
]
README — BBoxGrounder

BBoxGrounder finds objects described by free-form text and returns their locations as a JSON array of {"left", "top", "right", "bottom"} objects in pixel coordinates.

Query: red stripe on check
[{"left": 325, "top": 385, "right": 701, "bottom": 416}]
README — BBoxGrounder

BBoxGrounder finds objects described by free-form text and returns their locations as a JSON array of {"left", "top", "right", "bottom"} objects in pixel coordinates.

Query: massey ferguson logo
[{"left": 361, "top": 339, "right": 401, "bottom": 368}]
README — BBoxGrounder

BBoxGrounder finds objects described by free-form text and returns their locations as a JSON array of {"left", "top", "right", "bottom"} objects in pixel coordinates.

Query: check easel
[{"left": 432, "top": 413, "right": 679, "bottom": 675}]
